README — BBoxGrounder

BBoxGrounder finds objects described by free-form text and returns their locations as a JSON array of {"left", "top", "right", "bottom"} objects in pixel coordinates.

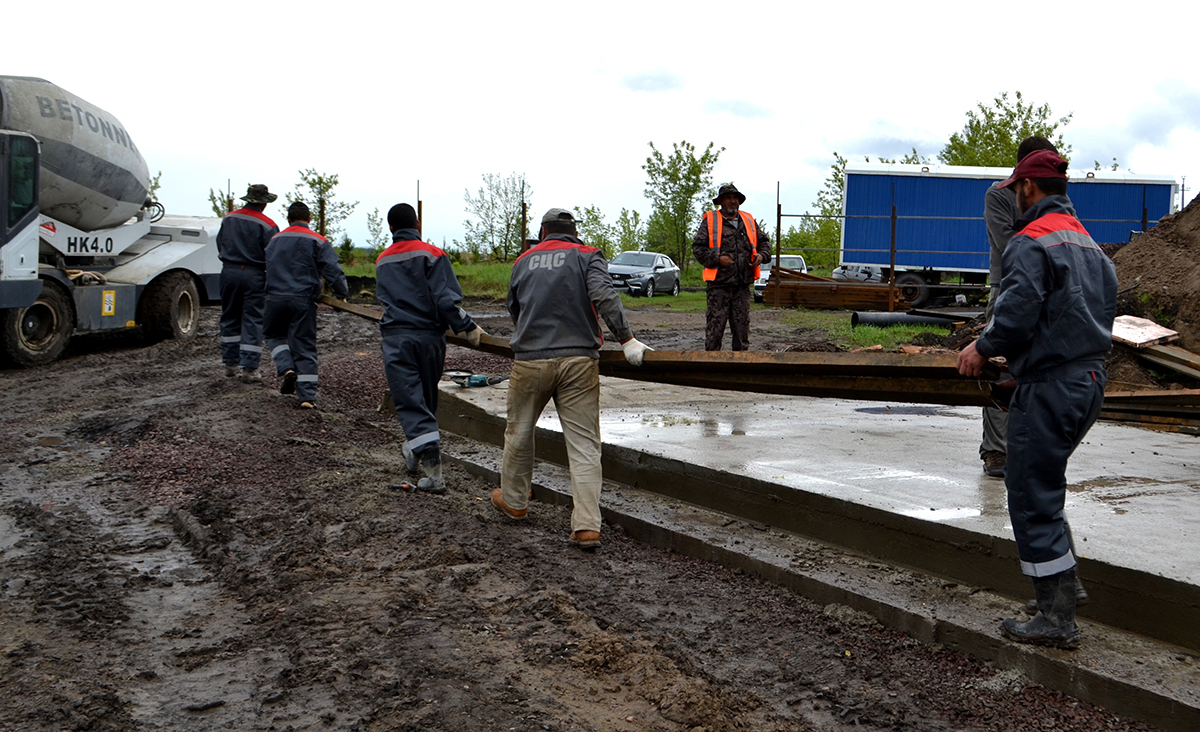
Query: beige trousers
[{"left": 500, "top": 356, "right": 603, "bottom": 533}]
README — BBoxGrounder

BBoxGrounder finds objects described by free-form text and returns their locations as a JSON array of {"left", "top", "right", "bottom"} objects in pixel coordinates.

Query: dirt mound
[{"left": 1112, "top": 194, "right": 1200, "bottom": 351}]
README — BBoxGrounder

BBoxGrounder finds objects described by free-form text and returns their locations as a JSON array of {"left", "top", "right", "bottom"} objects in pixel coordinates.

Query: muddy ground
[{"left": 0, "top": 304, "right": 1161, "bottom": 731}]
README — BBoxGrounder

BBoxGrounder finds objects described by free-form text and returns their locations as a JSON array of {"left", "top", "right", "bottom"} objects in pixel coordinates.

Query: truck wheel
[
  {"left": 895, "top": 273, "right": 929, "bottom": 308},
  {"left": 140, "top": 272, "right": 200, "bottom": 341},
  {"left": 1, "top": 281, "right": 74, "bottom": 367}
]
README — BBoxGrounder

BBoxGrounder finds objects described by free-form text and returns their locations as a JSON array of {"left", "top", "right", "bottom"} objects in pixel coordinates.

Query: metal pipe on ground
[{"left": 851, "top": 311, "right": 960, "bottom": 328}]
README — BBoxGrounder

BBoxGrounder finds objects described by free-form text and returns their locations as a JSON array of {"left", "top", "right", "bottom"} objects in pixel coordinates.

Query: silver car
[{"left": 608, "top": 251, "right": 681, "bottom": 297}]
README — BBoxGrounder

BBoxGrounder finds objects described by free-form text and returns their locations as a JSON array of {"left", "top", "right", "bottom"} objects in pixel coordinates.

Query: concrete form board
[{"left": 437, "top": 379, "right": 1200, "bottom": 652}]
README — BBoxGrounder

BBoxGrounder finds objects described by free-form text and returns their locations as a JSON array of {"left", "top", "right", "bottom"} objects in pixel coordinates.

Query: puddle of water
[{"left": 898, "top": 507, "right": 982, "bottom": 522}]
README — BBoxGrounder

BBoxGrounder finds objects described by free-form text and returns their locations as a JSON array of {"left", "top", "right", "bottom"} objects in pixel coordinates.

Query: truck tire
[
  {"left": 895, "top": 273, "right": 929, "bottom": 308},
  {"left": 140, "top": 272, "right": 200, "bottom": 341},
  {"left": 1, "top": 281, "right": 74, "bottom": 367}
]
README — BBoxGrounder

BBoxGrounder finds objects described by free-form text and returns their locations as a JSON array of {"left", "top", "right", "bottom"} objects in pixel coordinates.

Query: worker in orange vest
[{"left": 692, "top": 183, "right": 772, "bottom": 350}]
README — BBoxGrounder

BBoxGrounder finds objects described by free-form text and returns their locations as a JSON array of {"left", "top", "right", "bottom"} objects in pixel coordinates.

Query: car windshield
[
  {"left": 611, "top": 252, "right": 657, "bottom": 267},
  {"left": 778, "top": 256, "right": 805, "bottom": 269}
]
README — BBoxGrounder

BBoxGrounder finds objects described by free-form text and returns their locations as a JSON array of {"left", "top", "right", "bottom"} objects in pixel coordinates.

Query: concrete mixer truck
[{"left": 0, "top": 76, "right": 222, "bottom": 366}]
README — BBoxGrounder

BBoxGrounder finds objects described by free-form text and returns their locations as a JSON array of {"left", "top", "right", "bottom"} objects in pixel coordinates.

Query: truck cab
[{"left": 0, "top": 130, "right": 41, "bottom": 309}]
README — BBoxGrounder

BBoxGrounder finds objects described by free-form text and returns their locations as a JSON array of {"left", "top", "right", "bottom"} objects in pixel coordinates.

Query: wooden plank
[
  {"left": 1112, "top": 315, "right": 1179, "bottom": 348},
  {"left": 1136, "top": 344, "right": 1200, "bottom": 382}
]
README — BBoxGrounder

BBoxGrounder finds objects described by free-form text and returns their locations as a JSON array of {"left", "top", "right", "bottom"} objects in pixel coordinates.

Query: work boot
[
  {"left": 402, "top": 442, "right": 419, "bottom": 474},
  {"left": 280, "top": 369, "right": 297, "bottom": 395},
  {"left": 1001, "top": 569, "right": 1081, "bottom": 649},
  {"left": 416, "top": 447, "right": 446, "bottom": 494},
  {"left": 982, "top": 450, "right": 1006, "bottom": 478},
  {"left": 240, "top": 368, "right": 261, "bottom": 384},
  {"left": 224, "top": 363, "right": 239, "bottom": 377},
  {"left": 1023, "top": 523, "right": 1089, "bottom": 614}
]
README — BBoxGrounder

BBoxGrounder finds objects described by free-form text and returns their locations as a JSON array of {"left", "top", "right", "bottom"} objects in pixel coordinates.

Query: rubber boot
[
  {"left": 402, "top": 442, "right": 419, "bottom": 474},
  {"left": 1023, "top": 523, "right": 1089, "bottom": 614},
  {"left": 1001, "top": 569, "right": 1081, "bottom": 649},
  {"left": 416, "top": 446, "right": 446, "bottom": 495}
]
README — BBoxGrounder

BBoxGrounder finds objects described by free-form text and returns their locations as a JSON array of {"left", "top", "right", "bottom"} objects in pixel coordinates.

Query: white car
[
  {"left": 831, "top": 264, "right": 884, "bottom": 282},
  {"left": 753, "top": 254, "right": 808, "bottom": 303}
]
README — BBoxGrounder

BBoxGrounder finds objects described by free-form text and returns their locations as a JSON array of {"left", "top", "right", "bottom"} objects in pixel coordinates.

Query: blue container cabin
[{"left": 841, "top": 163, "right": 1178, "bottom": 279}]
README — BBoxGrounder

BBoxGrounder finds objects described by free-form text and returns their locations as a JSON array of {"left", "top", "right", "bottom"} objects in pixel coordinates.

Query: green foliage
[
  {"left": 336, "top": 234, "right": 355, "bottom": 265},
  {"left": 207, "top": 183, "right": 235, "bottom": 217},
  {"left": 1094, "top": 157, "right": 1121, "bottom": 171},
  {"left": 286, "top": 169, "right": 358, "bottom": 240},
  {"left": 939, "top": 91, "right": 1072, "bottom": 167},
  {"left": 366, "top": 207, "right": 387, "bottom": 260},
  {"left": 642, "top": 140, "right": 723, "bottom": 271},
  {"left": 461, "top": 172, "right": 531, "bottom": 262},
  {"left": 780, "top": 222, "right": 840, "bottom": 270},
  {"left": 148, "top": 171, "right": 163, "bottom": 200},
  {"left": 573, "top": 204, "right": 617, "bottom": 259},
  {"left": 614, "top": 208, "right": 646, "bottom": 253}
]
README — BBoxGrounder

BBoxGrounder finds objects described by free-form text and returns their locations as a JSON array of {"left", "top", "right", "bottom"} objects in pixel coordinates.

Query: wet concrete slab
[{"left": 448, "top": 377, "right": 1200, "bottom": 587}]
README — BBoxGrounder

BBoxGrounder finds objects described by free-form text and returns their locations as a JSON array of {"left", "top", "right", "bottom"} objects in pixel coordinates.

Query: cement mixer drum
[{"left": 0, "top": 76, "right": 150, "bottom": 232}]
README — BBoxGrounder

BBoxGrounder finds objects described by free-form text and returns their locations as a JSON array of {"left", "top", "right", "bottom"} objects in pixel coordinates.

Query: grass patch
[
  {"left": 341, "top": 261, "right": 377, "bottom": 278},
  {"left": 779, "top": 308, "right": 947, "bottom": 349}
]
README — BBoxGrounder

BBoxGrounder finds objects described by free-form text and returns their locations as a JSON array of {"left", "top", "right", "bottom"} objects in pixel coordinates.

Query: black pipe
[{"left": 851, "top": 312, "right": 959, "bottom": 328}]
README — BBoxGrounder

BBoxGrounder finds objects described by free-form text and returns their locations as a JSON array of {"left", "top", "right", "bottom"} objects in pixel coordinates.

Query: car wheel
[
  {"left": 644, "top": 280, "right": 655, "bottom": 298},
  {"left": 671, "top": 279, "right": 680, "bottom": 297},
  {"left": 753, "top": 292, "right": 764, "bottom": 304}
]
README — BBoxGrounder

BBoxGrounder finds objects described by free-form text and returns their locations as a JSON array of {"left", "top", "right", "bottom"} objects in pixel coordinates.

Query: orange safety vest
[{"left": 702, "top": 210, "right": 760, "bottom": 282}]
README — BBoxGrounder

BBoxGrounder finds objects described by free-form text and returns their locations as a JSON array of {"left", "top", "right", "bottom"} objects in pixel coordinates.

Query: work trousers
[
  {"left": 264, "top": 296, "right": 319, "bottom": 402},
  {"left": 705, "top": 285, "right": 751, "bottom": 351},
  {"left": 382, "top": 331, "right": 446, "bottom": 455},
  {"left": 980, "top": 407, "right": 1008, "bottom": 456},
  {"left": 1006, "top": 369, "right": 1105, "bottom": 577},
  {"left": 979, "top": 293, "right": 1007, "bottom": 456},
  {"left": 501, "top": 356, "right": 603, "bottom": 533},
  {"left": 219, "top": 265, "right": 266, "bottom": 370}
]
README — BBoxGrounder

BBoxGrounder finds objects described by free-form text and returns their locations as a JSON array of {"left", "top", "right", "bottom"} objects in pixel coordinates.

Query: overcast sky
[{"left": 7, "top": 1, "right": 1200, "bottom": 248}]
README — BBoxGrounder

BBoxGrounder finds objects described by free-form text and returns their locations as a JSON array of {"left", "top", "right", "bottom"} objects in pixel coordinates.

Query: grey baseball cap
[{"left": 541, "top": 208, "right": 577, "bottom": 225}]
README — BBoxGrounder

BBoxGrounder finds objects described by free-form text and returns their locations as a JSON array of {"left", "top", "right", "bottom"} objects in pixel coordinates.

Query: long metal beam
[{"left": 321, "top": 295, "right": 1197, "bottom": 420}]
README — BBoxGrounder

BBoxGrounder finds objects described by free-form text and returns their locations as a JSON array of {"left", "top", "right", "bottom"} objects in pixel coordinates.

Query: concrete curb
[{"left": 438, "top": 391, "right": 1200, "bottom": 732}]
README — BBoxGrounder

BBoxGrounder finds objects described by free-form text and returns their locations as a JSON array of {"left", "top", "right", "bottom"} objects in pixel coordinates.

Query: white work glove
[
  {"left": 621, "top": 338, "right": 652, "bottom": 367},
  {"left": 465, "top": 326, "right": 486, "bottom": 347}
]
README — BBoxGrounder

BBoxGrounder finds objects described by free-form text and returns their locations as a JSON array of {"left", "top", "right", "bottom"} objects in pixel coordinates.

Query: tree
[
  {"left": 572, "top": 205, "right": 616, "bottom": 259},
  {"left": 366, "top": 207, "right": 388, "bottom": 260},
  {"left": 207, "top": 184, "right": 234, "bottom": 217},
  {"left": 939, "top": 91, "right": 1072, "bottom": 167},
  {"left": 642, "top": 140, "right": 723, "bottom": 271},
  {"left": 286, "top": 169, "right": 358, "bottom": 241},
  {"left": 148, "top": 171, "right": 163, "bottom": 200},
  {"left": 614, "top": 208, "right": 646, "bottom": 253},
  {"left": 462, "top": 173, "right": 532, "bottom": 262},
  {"left": 336, "top": 234, "right": 355, "bottom": 265}
]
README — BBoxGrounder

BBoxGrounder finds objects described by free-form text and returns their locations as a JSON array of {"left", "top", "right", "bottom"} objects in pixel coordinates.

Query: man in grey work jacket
[
  {"left": 492, "top": 208, "right": 651, "bottom": 550},
  {"left": 958, "top": 150, "right": 1117, "bottom": 649},
  {"left": 263, "top": 201, "right": 349, "bottom": 409},
  {"left": 217, "top": 184, "right": 279, "bottom": 383},
  {"left": 376, "top": 203, "right": 484, "bottom": 494},
  {"left": 979, "top": 137, "right": 1058, "bottom": 478}
]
